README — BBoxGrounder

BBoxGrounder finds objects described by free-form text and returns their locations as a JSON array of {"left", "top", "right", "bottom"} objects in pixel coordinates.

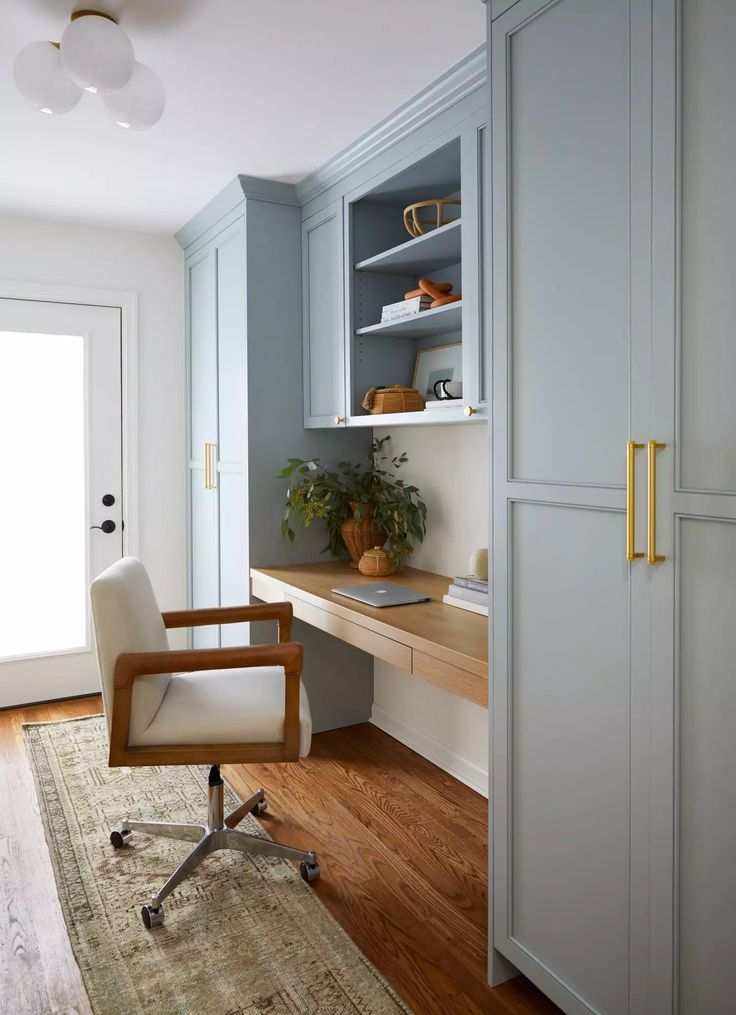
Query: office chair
[{"left": 90, "top": 556, "right": 319, "bottom": 929}]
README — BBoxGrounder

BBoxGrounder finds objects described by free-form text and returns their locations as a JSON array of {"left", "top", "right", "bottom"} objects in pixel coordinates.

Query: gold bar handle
[
  {"left": 647, "top": 440, "right": 666, "bottom": 564},
  {"left": 627, "top": 440, "right": 645, "bottom": 562},
  {"left": 204, "top": 442, "right": 217, "bottom": 491}
]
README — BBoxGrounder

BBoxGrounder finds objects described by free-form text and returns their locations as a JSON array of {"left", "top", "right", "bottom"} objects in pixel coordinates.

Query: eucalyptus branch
[{"left": 278, "top": 436, "right": 427, "bottom": 567}]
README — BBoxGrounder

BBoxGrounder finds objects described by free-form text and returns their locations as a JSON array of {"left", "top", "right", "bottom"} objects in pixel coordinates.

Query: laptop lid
[{"left": 332, "top": 582, "right": 432, "bottom": 608}]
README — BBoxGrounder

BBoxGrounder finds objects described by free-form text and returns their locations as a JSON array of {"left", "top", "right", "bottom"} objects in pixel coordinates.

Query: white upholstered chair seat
[
  {"left": 131, "top": 666, "right": 312, "bottom": 756},
  {"left": 89, "top": 557, "right": 320, "bottom": 927}
]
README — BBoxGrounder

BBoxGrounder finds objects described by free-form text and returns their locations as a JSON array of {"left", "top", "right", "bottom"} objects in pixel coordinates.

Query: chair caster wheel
[
  {"left": 141, "top": 904, "right": 165, "bottom": 929},
  {"left": 250, "top": 799, "right": 268, "bottom": 816},
  {"left": 300, "top": 861, "right": 320, "bottom": 883},
  {"left": 110, "top": 829, "right": 132, "bottom": 849}
]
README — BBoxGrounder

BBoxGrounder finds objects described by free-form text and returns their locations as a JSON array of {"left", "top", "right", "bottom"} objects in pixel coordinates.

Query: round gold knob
[
  {"left": 463, "top": 405, "right": 476, "bottom": 417},
  {"left": 334, "top": 415, "right": 345, "bottom": 425}
]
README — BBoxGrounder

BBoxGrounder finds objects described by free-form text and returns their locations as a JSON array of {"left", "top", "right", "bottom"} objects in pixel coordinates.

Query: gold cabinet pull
[
  {"left": 647, "top": 440, "right": 666, "bottom": 564},
  {"left": 204, "top": 442, "right": 217, "bottom": 490},
  {"left": 334, "top": 415, "right": 345, "bottom": 425},
  {"left": 626, "top": 440, "right": 645, "bottom": 561}
]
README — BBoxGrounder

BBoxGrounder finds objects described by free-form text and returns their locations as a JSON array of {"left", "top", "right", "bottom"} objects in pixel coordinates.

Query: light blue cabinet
[
  {"left": 185, "top": 217, "right": 248, "bottom": 649},
  {"left": 488, "top": 1, "right": 736, "bottom": 1012},
  {"left": 302, "top": 201, "right": 346, "bottom": 428},
  {"left": 299, "top": 48, "right": 488, "bottom": 428},
  {"left": 177, "top": 176, "right": 374, "bottom": 733}
]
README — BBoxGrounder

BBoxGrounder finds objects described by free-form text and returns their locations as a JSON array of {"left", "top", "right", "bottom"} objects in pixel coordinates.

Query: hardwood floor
[{"left": 0, "top": 695, "right": 558, "bottom": 1015}]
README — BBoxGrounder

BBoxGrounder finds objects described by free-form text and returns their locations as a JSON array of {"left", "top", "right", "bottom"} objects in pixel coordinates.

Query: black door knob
[
  {"left": 90, "top": 520, "right": 116, "bottom": 534},
  {"left": 102, "top": 494, "right": 115, "bottom": 507}
]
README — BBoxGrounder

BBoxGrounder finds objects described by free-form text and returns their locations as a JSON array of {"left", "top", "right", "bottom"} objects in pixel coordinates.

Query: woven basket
[
  {"left": 340, "top": 503, "right": 388, "bottom": 568},
  {"left": 358, "top": 546, "right": 393, "bottom": 577},
  {"left": 362, "top": 385, "right": 424, "bottom": 415}
]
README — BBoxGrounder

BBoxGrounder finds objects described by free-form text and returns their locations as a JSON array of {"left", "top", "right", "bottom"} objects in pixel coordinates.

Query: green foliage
[{"left": 278, "top": 436, "right": 427, "bottom": 568}]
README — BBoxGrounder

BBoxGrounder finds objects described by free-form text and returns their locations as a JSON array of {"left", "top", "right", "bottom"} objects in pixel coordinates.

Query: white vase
[{"left": 469, "top": 548, "right": 488, "bottom": 580}]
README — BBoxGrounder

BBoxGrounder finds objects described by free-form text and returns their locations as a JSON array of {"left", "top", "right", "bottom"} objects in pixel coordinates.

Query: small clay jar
[{"left": 358, "top": 545, "right": 392, "bottom": 577}]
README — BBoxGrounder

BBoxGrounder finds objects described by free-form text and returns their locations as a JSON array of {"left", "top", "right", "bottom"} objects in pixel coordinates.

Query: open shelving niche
[{"left": 348, "top": 138, "right": 475, "bottom": 426}]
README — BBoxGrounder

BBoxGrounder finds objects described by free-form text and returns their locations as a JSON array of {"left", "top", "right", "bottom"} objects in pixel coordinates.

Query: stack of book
[
  {"left": 380, "top": 294, "right": 432, "bottom": 323},
  {"left": 442, "top": 574, "right": 488, "bottom": 616}
]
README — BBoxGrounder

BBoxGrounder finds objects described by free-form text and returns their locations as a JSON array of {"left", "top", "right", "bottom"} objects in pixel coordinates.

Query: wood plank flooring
[{"left": 0, "top": 695, "right": 559, "bottom": 1015}]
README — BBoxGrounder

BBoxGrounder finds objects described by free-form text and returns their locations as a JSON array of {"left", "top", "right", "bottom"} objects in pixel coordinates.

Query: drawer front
[
  {"left": 412, "top": 650, "right": 488, "bottom": 707},
  {"left": 251, "top": 576, "right": 411, "bottom": 671}
]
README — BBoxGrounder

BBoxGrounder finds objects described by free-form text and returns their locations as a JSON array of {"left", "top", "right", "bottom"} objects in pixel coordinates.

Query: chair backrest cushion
[{"left": 90, "top": 557, "right": 171, "bottom": 742}]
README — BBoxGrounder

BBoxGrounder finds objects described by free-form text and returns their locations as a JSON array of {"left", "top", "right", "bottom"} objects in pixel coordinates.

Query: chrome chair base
[{"left": 110, "top": 765, "right": 319, "bottom": 928}]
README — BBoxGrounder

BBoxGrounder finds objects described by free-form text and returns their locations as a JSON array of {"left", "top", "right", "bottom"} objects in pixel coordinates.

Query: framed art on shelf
[{"left": 412, "top": 341, "right": 462, "bottom": 402}]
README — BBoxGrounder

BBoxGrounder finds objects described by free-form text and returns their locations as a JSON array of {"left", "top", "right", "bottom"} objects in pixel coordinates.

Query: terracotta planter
[{"left": 340, "top": 502, "right": 387, "bottom": 568}]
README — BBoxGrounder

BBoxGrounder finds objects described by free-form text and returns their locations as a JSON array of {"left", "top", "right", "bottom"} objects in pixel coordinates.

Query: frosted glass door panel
[
  {"left": 0, "top": 297, "right": 122, "bottom": 707},
  {"left": 0, "top": 332, "right": 85, "bottom": 658}
]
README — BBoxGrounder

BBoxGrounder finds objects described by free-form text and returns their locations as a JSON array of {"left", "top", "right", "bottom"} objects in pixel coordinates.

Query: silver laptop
[{"left": 332, "top": 581, "right": 432, "bottom": 608}]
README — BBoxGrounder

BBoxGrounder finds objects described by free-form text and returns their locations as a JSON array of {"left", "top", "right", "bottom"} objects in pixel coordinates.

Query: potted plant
[{"left": 278, "top": 436, "right": 427, "bottom": 570}]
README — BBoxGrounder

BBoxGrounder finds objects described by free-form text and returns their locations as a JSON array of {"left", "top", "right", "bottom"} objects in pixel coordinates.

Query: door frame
[{"left": 0, "top": 279, "right": 139, "bottom": 558}]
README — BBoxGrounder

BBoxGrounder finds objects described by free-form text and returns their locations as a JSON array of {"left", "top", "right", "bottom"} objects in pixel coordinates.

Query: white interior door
[{"left": 0, "top": 297, "right": 123, "bottom": 707}]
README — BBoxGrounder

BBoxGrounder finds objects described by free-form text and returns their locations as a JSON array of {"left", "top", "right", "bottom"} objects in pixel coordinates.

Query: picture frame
[{"left": 412, "top": 342, "right": 462, "bottom": 402}]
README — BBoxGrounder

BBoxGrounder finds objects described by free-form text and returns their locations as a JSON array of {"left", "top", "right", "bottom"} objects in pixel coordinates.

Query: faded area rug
[{"left": 23, "top": 715, "right": 409, "bottom": 1014}]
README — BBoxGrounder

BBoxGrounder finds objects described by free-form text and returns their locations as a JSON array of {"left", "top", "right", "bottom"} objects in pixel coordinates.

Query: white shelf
[
  {"left": 347, "top": 405, "right": 486, "bottom": 427},
  {"left": 356, "top": 301, "right": 462, "bottom": 339},
  {"left": 354, "top": 220, "right": 462, "bottom": 276}
]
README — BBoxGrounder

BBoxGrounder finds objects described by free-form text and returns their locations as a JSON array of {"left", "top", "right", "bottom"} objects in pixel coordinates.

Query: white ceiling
[{"left": 1, "top": 1, "right": 486, "bottom": 235}]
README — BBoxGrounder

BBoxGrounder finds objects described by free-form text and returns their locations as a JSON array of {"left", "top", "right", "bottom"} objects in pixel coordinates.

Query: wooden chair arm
[
  {"left": 161, "top": 602, "right": 293, "bottom": 641},
  {"left": 114, "top": 640, "right": 303, "bottom": 689},
  {"left": 109, "top": 641, "right": 303, "bottom": 768}
]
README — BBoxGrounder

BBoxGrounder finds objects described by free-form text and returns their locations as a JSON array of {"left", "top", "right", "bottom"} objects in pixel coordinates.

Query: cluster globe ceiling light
[{"left": 13, "top": 9, "right": 165, "bottom": 130}]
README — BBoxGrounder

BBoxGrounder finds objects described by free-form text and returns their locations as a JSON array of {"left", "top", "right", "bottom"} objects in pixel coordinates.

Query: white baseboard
[{"left": 370, "top": 704, "right": 489, "bottom": 797}]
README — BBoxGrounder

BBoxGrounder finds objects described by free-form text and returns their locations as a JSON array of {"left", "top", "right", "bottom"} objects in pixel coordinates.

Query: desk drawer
[
  {"left": 296, "top": 598, "right": 411, "bottom": 670},
  {"left": 252, "top": 575, "right": 411, "bottom": 671},
  {"left": 412, "top": 650, "right": 488, "bottom": 708}
]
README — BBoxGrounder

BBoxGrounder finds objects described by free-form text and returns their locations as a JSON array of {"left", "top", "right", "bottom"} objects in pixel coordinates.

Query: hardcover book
[
  {"left": 454, "top": 575, "right": 488, "bottom": 593},
  {"left": 442, "top": 594, "right": 488, "bottom": 617},
  {"left": 447, "top": 584, "right": 488, "bottom": 607}
]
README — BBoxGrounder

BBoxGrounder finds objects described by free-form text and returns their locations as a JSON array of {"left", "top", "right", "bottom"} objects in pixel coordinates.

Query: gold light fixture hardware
[
  {"left": 70, "top": 10, "right": 118, "bottom": 24},
  {"left": 204, "top": 442, "right": 217, "bottom": 490},
  {"left": 647, "top": 440, "right": 666, "bottom": 564},
  {"left": 334, "top": 416, "right": 345, "bottom": 425},
  {"left": 463, "top": 405, "right": 476, "bottom": 417},
  {"left": 626, "top": 440, "right": 645, "bottom": 561}
]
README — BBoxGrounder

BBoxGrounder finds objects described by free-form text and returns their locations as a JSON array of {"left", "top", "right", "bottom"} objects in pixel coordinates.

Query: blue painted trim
[
  {"left": 176, "top": 174, "right": 299, "bottom": 251},
  {"left": 295, "top": 46, "right": 487, "bottom": 207}
]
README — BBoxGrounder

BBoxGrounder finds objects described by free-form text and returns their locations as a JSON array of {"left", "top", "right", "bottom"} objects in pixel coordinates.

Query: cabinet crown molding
[
  {"left": 295, "top": 46, "right": 486, "bottom": 207},
  {"left": 175, "top": 174, "right": 299, "bottom": 252}
]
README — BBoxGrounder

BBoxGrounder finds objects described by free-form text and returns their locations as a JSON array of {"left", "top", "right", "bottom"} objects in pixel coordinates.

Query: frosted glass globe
[
  {"left": 60, "top": 15, "right": 134, "bottom": 94},
  {"left": 13, "top": 41, "right": 83, "bottom": 114},
  {"left": 102, "top": 62, "right": 165, "bottom": 130}
]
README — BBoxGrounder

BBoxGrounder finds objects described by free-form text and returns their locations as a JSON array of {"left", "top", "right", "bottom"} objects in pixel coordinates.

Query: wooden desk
[{"left": 250, "top": 562, "right": 488, "bottom": 708}]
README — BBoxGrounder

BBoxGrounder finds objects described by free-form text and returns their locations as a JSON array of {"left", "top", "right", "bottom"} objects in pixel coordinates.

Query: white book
[
  {"left": 382, "top": 295, "right": 431, "bottom": 314},
  {"left": 447, "top": 583, "right": 489, "bottom": 607},
  {"left": 442, "top": 593, "right": 488, "bottom": 616},
  {"left": 424, "top": 399, "right": 458, "bottom": 408},
  {"left": 380, "top": 307, "right": 430, "bottom": 322}
]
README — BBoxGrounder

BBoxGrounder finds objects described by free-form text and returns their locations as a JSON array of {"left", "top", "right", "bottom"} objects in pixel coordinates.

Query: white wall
[
  {"left": 371, "top": 423, "right": 489, "bottom": 795},
  {"left": 0, "top": 214, "right": 186, "bottom": 628}
]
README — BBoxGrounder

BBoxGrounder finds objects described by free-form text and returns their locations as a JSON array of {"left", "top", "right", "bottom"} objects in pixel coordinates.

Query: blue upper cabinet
[
  {"left": 299, "top": 46, "right": 488, "bottom": 429},
  {"left": 302, "top": 200, "right": 346, "bottom": 428}
]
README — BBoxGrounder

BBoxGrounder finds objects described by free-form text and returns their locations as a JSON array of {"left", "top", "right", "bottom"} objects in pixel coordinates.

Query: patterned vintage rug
[{"left": 23, "top": 715, "right": 409, "bottom": 1014}]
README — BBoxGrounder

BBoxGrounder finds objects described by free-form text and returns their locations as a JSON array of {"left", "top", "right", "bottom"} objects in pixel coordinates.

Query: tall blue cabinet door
[
  {"left": 215, "top": 219, "right": 249, "bottom": 648},
  {"left": 302, "top": 201, "right": 346, "bottom": 428},
  {"left": 650, "top": 2, "right": 736, "bottom": 1011},
  {"left": 489, "top": 0, "right": 657, "bottom": 1011},
  {"left": 187, "top": 244, "right": 220, "bottom": 649}
]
